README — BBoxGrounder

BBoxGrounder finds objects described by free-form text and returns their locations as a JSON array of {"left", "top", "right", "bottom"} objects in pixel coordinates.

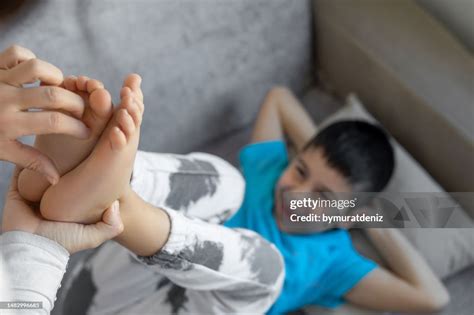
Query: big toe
[
  {"left": 123, "top": 73, "right": 143, "bottom": 101},
  {"left": 123, "top": 73, "right": 141, "bottom": 89}
]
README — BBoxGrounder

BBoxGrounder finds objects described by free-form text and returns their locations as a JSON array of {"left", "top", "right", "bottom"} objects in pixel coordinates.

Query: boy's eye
[{"left": 296, "top": 165, "right": 306, "bottom": 178}]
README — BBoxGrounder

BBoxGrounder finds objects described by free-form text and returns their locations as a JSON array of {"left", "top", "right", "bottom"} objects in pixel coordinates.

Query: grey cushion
[{"left": 1, "top": 0, "right": 314, "bottom": 154}]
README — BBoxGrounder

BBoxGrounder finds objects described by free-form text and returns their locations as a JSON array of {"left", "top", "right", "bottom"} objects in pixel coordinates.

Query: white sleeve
[
  {"left": 0, "top": 252, "right": 11, "bottom": 300},
  {"left": 0, "top": 231, "right": 70, "bottom": 315}
]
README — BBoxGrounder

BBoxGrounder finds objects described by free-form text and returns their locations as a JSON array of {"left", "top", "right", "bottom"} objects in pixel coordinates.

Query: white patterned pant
[{"left": 58, "top": 151, "right": 285, "bottom": 315}]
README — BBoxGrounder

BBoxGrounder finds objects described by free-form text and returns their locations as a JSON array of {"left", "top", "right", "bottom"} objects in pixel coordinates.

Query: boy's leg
[
  {"left": 131, "top": 150, "right": 245, "bottom": 223},
  {"left": 61, "top": 205, "right": 284, "bottom": 315},
  {"left": 53, "top": 128, "right": 278, "bottom": 314}
]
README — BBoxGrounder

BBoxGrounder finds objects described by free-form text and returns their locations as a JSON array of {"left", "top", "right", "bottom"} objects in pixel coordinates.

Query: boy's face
[{"left": 274, "top": 148, "right": 352, "bottom": 233}]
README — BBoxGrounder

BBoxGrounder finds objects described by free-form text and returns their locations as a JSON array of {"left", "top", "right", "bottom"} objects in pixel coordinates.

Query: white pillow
[{"left": 322, "top": 94, "right": 474, "bottom": 278}]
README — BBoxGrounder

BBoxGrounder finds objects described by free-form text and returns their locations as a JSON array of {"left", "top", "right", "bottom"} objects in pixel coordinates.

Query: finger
[
  {"left": 3, "top": 58, "right": 63, "bottom": 86},
  {"left": 0, "top": 45, "right": 36, "bottom": 69},
  {"left": 16, "top": 111, "right": 90, "bottom": 139},
  {"left": 2, "top": 140, "right": 59, "bottom": 185},
  {"left": 18, "top": 86, "right": 85, "bottom": 118},
  {"left": 102, "top": 201, "right": 123, "bottom": 229}
]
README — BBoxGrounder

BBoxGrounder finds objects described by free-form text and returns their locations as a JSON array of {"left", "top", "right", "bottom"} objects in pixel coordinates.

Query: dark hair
[
  {"left": 0, "top": 0, "right": 25, "bottom": 17},
  {"left": 304, "top": 120, "right": 394, "bottom": 192}
]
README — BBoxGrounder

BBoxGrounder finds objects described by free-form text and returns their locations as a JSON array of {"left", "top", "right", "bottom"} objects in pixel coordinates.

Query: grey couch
[{"left": 0, "top": 1, "right": 472, "bottom": 314}]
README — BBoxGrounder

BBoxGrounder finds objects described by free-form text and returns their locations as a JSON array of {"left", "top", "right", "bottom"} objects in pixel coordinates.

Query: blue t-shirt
[{"left": 225, "top": 141, "right": 376, "bottom": 314}]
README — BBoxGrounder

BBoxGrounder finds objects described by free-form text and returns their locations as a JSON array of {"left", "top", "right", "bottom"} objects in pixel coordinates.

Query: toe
[
  {"left": 119, "top": 94, "right": 132, "bottom": 111},
  {"left": 90, "top": 89, "right": 113, "bottom": 119},
  {"left": 82, "top": 89, "right": 113, "bottom": 137},
  {"left": 117, "top": 109, "right": 135, "bottom": 139},
  {"left": 122, "top": 73, "right": 143, "bottom": 101},
  {"left": 123, "top": 73, "right": 141, "bottom": 91},
  {"left": 64, "top": 76, "right": 78, "bottom": 91},
  {"left": 86, "top": 79, "right": 104, "bottom": 93},
  {"left": 77, "top": 76, "right": 90, "bottom": 91},
  {"left": 124, "top": 98, "right": 142, "bottom": 127},
  {"left": 65, "top": 75, "right": 90, "bottom": 102},
  {"left": 136, "top": 98, "right": 144, "bottom": 115},
  {"left": 121, "top": 87, "right": 144, "bottom": 115},
  {"left": 109, "top": 126, "right": 127, "bottom": 151},
  {"left": 120, "top": 86, "right": 132, "bottom": 99}
]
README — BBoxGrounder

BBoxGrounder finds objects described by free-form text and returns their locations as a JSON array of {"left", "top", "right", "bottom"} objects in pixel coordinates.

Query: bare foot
[
  {"left": 18, "top": 76, "right": 113, "bottom": 202},
  {"left": 40, "top": 74, "right": 144, "bottom": 224}
]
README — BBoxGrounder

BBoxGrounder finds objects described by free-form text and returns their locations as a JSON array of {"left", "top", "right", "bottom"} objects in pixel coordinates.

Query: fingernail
[
  {"left": 109, "top": 201, "right": 121, "bottom": 226},
  {"left": 112, "top": 200, "right": 119, "bottom": 212}
]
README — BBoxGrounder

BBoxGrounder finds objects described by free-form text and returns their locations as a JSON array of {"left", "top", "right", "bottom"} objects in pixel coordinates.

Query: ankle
[{"left": 115, "top": 187, "right": 171, "bottom": 256}]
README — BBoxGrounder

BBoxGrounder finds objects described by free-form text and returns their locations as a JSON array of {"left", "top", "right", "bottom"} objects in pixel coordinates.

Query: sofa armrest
[{"left": 313, "top": 0, "right": 474, "bottom": 214}]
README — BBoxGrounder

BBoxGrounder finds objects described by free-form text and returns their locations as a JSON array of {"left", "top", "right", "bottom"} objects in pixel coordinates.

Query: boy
[
  {"left": 18, "top": 75, "right": 284, "bottom": 314},
  {"left": 18, "top": 81, "right": 448, "bottom": 314},
  {"left": 224, "top": 87, "right": 449, "bottom": 313}
]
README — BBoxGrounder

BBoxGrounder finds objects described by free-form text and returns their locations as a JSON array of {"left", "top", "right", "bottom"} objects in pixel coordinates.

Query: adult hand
[
  {"left": 2, "top": 168, "right": 124, "bottom": 254},
  {"left": 0, "top": 45, "right": 90, "bottom": 184}
]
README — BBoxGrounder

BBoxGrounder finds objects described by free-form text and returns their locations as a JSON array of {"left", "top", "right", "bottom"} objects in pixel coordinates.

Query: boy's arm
[
  {"left": 251, "top": 87, "right": 316, "bottom": 151},
  {"left": 345, "top": 229, "right": 449, "bottom": 313}
]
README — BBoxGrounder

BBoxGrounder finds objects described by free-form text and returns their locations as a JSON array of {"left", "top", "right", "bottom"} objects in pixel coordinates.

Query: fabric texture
[
  {"left": 0, "top": 253, "right": 11, "bottom": 302},
  {"left": 0, "top": 231, "right": 70, "bottom": 314},
  {"left": 225, "top": 140, "right": 376, "bottom": 313}
]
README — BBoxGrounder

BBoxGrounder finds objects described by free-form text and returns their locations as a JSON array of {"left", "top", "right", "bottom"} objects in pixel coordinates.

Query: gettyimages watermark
[
  {"left": 280, "top": 192, "right": 474, "bottom": 232},
  {"left": 0, "top": 301, "right": 42, "bottom": 309}
]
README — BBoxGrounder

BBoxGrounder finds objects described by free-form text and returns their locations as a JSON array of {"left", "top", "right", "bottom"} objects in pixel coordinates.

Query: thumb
[
  {"left": 3, "top": 140, "right": 59, "bottom": 185},
  {"left": 78, "top": 201, "right": 124, "bottom": 252},
  {"left": 101, "top": 200, "right": 124, "bottom": 232}
]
